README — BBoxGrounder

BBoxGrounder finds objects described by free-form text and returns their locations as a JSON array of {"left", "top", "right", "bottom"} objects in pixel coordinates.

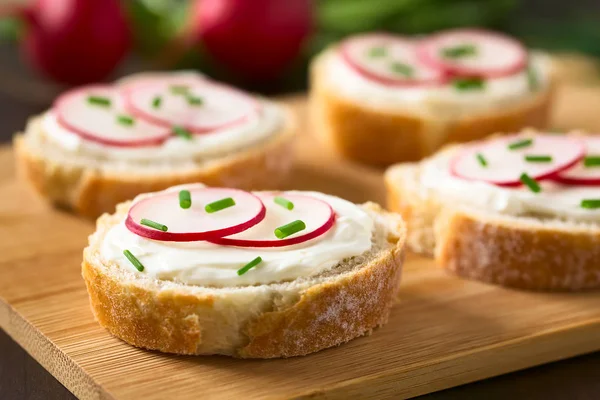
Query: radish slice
[
  {"left": 340, "top": 33, "right": 448, "bottom": 86},
  {"left": 417, "top": 29, "right": 527, "bottom": 78},
  {"left": 554, "top": 137, "right": 600, "bottom": 186},
  {"left": 55, "top": 85, "right": 172, "bottom": 147},
  {"left": 123, "top": 80, "right": 260, "bottom": 134},
  {"left": 209, "top": 193, "right": 336, "bottom": 248},
  {"left": 450, "top": 135, "right": 585, "bottom": 186},
  {"left": 125, "top": 188, "right": 266, "bottom": 242}
]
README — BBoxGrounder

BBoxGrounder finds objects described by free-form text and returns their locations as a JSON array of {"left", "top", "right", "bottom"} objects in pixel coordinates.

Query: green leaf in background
[
  {"left": 0, "top": 17, "right": 23, "bottom": 43},
  {"left": 125, "top": 0, "right": 190, "bottom": 57}
]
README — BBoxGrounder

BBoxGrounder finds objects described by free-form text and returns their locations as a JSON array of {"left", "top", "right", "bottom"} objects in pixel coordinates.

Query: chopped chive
[
  {"left": 179, "top": 190, "right": 191, "bottom": 209},
  {"left": 187, "top": 95, "right": 203, "bottom": 106},
  {"left": 525, "top": 155, "right": 553, "bottom": 163},
  {"left": 116, "top": 114, "right": 135, "bottom": 126},
  {"left": 526, "top": 63, "right": 539, "bottom": 92},
  {"left": 519, "top": 173, "right": 541, "bottom": 193},
  {"left": 140, "top": 218, "right": 168, "bottom": 232},
  {"left": 581, "top": 199, "right": 600, "bottom": 209},
  {"left": 274, "top": 220, "right": 306, "bottom": 239},
  {"left": 274, "top": 196, "right": 294, "bottom": 210},
  {"left": 508, "top": 138, "right": 533, "bottom": 150},
  {"left": 87, "top": 96, "right": 111, "bottom": 107},
  {"left": 205, "top": 197, "right": 236, "bottom": 213},
  {"left": 442, "top": 44, "right": 477, "bottom": 59},
  {"left": 367, "top": 46, "right": 387, "bottom": 58},
  {"left": 390, "top": 62, "right": 414, "bottom": 77},
  {"left": 123, "top": 250, "right": 144, "bottom": 272},
  {"left": 584, "top": 156, "right": 600, "bottom": 167},
  {"left": 170, "top": 85, "right": 189, "bottom": 95},
  {"left": 173, "top": 126, "right": 192, "bottom": 140},
  {"left": 152, "top": 96, "right": 162, "bottom": 109},
  {"left": 453, "top": 78, "right": 485, "bottom": 91},
  {"left": 237, "top": 256, "right": 263, "bottom": 276},
  {"left": 476, "top": 153, "right": 488, "bottom": 167}
]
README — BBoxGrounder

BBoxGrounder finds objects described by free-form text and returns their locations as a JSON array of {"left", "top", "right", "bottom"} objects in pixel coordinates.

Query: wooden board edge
[
  {"left": 0, "top": 297, "right": 114, "bottom": 400},
  {"left": 294, "top": 318, "right": 600, "bottom": 399}
]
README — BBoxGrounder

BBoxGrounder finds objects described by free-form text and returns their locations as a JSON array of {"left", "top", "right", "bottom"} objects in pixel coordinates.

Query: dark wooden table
[{"left": 1, "top": 75, "right": 600, "bottom": 400}]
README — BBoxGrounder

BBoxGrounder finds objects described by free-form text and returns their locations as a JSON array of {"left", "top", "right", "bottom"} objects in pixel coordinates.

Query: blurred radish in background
[{"left": 1, "top": 0, "right": 131, "bottom": 85}]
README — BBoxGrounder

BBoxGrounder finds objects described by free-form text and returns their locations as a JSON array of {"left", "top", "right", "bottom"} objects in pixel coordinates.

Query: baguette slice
[
  {"left": 310, "top": 49, "right": 554, "bottom": 166},
  {"left": 82, "top": 201, "right": 406, "bottom": 358},
  {"left": 14, "top": 111, "right": 295, "bottom": 219},
  {"left": 385, "top": 146, "right": 600, "bottom": 291}
]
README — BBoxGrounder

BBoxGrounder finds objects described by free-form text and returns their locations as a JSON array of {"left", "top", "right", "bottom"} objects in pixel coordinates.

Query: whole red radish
[
  {"left": 19, "top": 0, "right": 131, "bottom": 85},
  {"left": 194, "top": 0, "right": 313, "bottom": 81}
]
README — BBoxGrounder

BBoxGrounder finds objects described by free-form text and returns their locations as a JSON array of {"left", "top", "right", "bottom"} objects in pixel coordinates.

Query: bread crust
[
  {"left": 14, "top": 117, "right": 295, "bottom": 218},
  {"left": 435, "top": 209, "right": 600, "bottom": 291},
  {"left": 82, "top": 203, "right": 406, "bottom": 358},
  {"left": 309, "top": 51, "right": 554, "bottom": 166}
]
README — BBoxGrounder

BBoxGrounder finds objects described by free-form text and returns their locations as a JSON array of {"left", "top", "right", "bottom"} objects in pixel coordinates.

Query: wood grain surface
[{"left": 2, "top": 87, "right": 600, "bottom": 400}]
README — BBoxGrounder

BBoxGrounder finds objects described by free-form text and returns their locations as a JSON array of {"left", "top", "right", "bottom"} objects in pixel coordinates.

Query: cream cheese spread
[
  {"left": 324, "top": 50, "right": 551, "bottom": 117},
  {"left": 421, "top": 148, "right": 600, "bottom": 222},
  {"left": 100, "top": 187, "right": 375, "bottom": 287}
]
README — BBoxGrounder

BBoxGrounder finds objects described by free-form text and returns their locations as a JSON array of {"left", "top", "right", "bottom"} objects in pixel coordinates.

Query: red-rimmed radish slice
[
  {"left": 123, "top": 80, "right": 260, "bottom": 134},
  {"left": 55, "top": 85, "right": 172, "bottom": 147},
  {"left": 209, "top": 193, "right": 336, "bottom": 248},
  {"left": 417, "top": 29, "right": 527, "bottom": 78},
  {"left": 450, "top": 135, "right": 585, "bottom": 186},
  {"left": 340, "top": 33, "right": 448, "bottom": 86},
  {"left": 554, "top": 137, "right": 600, "bottom": 186},
  {"left": 125, "top": 188, "right": 266, "bottom": 242}
]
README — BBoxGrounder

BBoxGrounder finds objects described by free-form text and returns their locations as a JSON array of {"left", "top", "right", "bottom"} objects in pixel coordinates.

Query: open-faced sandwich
[
  {"left": 14, "top": 72, "right": 295, "bottom": 218},
  {"left": 82, "top": 184, "right": 406, "bottom": 358},
  {"left": 386, "top": 131, "right": 600, "bottom": 291},
  {"left": 310, "top": 29, "right": 553, "bottom": 165}
]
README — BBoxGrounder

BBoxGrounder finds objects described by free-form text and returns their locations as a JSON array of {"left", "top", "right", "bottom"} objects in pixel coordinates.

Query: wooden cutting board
[{"left": 2, "top": 84, "right": 600, "bottom": 400}]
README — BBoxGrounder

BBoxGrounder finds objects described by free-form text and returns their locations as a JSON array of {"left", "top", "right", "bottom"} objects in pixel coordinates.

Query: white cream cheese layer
[
  {"left": 100, "top": 189, "right": 375, "bottom": 287},
  {"left": 421, "top": 148, "right": 600, "bottom": 222},
  {"left": 324, "top": 50, "right": 551, "bottom": 117},
  {"left": 42, "top": 100, "right": 284, "bottom": 162}
]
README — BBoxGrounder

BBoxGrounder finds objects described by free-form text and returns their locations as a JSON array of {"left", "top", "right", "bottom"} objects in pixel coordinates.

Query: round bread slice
[
  {"left": 14, "top": 109, "right": 295, "bottom": 219},
  {"left": 82, "top": 201, "right": 406, "bottom": 358},
  {"left": 310, "top": 49, "right": 554, "bottom": 166},
  {"left": 384, "top": 140, "right": 600, "bottom": 291}
]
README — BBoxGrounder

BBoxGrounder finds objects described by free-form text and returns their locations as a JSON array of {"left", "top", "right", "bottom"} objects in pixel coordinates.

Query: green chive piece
[
  {"left": 116, "top": 114, "right": 135, "bottom": 126},
  {"left": 581, "top": 199, "right": 600, "bottom": 209},
  {"left": 152, "top": 96, "right": 162, "bottom": 109},
  {"left": 476, "top": 153, "right": 488, "bottom": 167},
  {"left": 274, "top": 196, "right": 294, "bottom": 210},
  {"left": 508, "top": 138, "right": 533, "bottom": 150},
  {"left": 237, "top": 256, "right": 263, "bottom": 276},
  {"left": 527, "top": 63, "right": 539, "bottom": 92},
  {"left": 442, "top": 44, "right": 477, "bottom": 59},
  {"left": 173, "top": 126, "right": 192, "bottom": 140},
  {"left": 87, "top": 96, "right": 111, "bottom": 107},
  {"left": 367, "top": 46, "right": 387, "bottom": 58},
  {"left": 179, "top": 190, "right": 191, "bottom": 209},
  {"left": 525, "top": 155, "right": 553, "bottom": 163},
  {"left": 170, "top": 85, "right": 189, "bottom": 95},
  {"left": 453, "top": 78, "right": 485, "bottom": 91},
  {"left": 187, "top": 95, "right": 203, "bottom": 106},
  {"left": 584, "top": 156, "right": 600, "bottom": 167},
  {"left": 390, "top": 62, "right": 414, "bottom": 77},
  {"left": 205, "top": 197, "right": 236, "bottom": 213},
  {"left": 123, "top": 250, "right": 144, "bottom": 272},
  {"left": 274, "top": 220, "right": 306, "bottom": 239},
  {"left": 140, "top": 218, "right": 168, "bottom": 232},
  {"left": 519, "top": 173, "right": 541, "bottom": 193}
]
